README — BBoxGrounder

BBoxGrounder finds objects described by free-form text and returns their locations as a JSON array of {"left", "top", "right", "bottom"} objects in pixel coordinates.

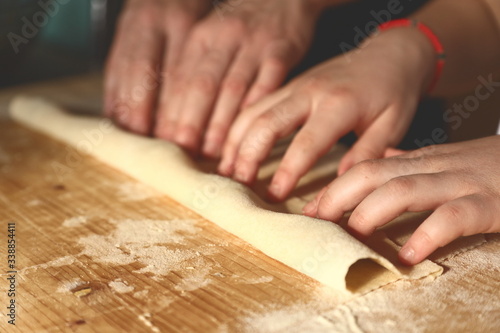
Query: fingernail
[
  {"left": 175, "top": 129, "right": 196, "bottom": 150},
  {"left": 234, "top": 165, "right": 250, "bottom": 184},
  {"left": 400, "top": 246, "right": 415, "bottom": 264},
  {"left": 203, "top": 140, "right": 220, "bottom": 157},
  {"left": 218, "top": 159, "right": 230, "bottom": 175},
  {"left": 130, "top": 119, "right": 147, "bottom": 135},
  {"left": 268, "top": 181, "right": 282, "bottom": 200},
  {"left": 302, "top": 202, "right": 315, "bottom": 215}
]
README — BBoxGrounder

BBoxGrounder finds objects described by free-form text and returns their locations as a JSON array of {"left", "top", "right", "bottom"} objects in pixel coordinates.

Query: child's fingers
[
  {"left": 313, "top": 156, "right": 439, "bottom": 222},
  {"left": 267, "top": 106, "right": 356, "bottom": 201},
  {"left": 347, "top": 172, "right": 465, "bottom": 236},
  {"left": 384, "top": 147, "right": 408, "bottom": 158},
  {"left": 303, "top": 184, "right": 330, "bottom": 216},
  {"left": 231, "top": 94, "right": 311, "bottom": 185},
  {"left": 399, "top": 194, "right": 494, "bottom": 265},
  {"left": 218, "top": 87, "right": 291, "bottom": 176}
]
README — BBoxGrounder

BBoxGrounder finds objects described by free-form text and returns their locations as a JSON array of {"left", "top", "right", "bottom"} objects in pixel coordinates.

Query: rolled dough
[{"left": 9, "top": 96, "right": 442, "bottom": 295}]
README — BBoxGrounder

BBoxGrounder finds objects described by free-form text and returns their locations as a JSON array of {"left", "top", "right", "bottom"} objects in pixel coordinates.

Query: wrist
[{"left": 365, "top": 26, "right": 439, "bottom": 95}]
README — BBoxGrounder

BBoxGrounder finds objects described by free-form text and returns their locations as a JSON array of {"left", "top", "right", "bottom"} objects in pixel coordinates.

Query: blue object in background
[{"left": 0, "top": 0, "right": 122, "bottom": 87}]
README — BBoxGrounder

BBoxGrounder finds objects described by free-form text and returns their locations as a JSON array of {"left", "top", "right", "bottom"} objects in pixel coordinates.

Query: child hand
[
  {"left": 303, "top": 135, "right": 500, "bottom": 265},
  {"left": 219, "top": 28, "right": 436, "bottom": 201}
]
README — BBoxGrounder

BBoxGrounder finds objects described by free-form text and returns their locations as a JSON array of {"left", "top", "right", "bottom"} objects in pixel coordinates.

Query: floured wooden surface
[
  {"left": 9, "top": 96, "right": 443, "bottom": 295},
  {"left": 0, "top": 75, "right": 499, "bottom": 332}
]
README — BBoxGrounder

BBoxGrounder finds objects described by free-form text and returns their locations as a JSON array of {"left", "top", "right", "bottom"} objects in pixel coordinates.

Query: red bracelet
[{"left": 377, "top": 19, "right": 446, "bottom": 93}]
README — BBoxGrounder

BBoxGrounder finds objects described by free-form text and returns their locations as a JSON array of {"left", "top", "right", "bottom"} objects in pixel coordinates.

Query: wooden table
[{"left": 0, "top": 74, "right": 499, "bottom": 333}]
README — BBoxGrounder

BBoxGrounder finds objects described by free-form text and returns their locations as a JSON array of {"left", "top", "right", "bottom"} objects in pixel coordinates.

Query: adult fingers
[
  {"left": 105, "top": 11, "right": 163, "bottom": 135},
  {"left": 399, "top": 194, "right": 497, "bottom": 265},
  {"left": 231, "top": 94, "right": 311, "bottom": 185},
  {"left": 302, "top": 184, "right": 330, "bottom": 216},
  {"left": 242, "top": 42, "right": 298, "bottom": 108},
  {"left": 202, "top": 49, "right": 260, "bottom": 158},
  {"left": 173, "top": 42, "right": 239, "bottom": 152},
  {"left": 154, "top": 35, "right": 206, "bottom": 141},
  {"left": 158, "top": 14, "right": 198, "bottom": 102}
]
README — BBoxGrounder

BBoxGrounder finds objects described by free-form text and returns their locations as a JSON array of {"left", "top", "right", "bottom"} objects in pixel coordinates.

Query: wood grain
[{"left": 0, "top": 74, "right": 498, "bottom": 332}]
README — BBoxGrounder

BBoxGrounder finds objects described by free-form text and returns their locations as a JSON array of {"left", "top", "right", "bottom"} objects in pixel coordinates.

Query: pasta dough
[{"left": 10, "top": 96, "right": 442, "bottom": 295}]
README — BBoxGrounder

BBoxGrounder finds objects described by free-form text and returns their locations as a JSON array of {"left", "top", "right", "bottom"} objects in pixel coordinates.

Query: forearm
[{"left": 412, "top": 0, "right": 500, "bottom": 96}]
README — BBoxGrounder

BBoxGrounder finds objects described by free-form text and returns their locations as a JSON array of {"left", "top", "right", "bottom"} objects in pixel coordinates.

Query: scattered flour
[
  {"left": 110, "top": 219, "right": 200, "bottom": 244},
  {"left": 77, "top": 219, "right": 214, "bottom": 284},
  {"left": 109, "top": 279, "right": 134, "bottom": 293},
  {"left": 174, "top": 258, "right": 213, "bottom": 292},
  {"left": 26, "top": 199, "right": 43, "bottom": 207},
  {"left": 133, "top": 289, "right": 149, "bottom": 299},
  {"left": 324, "top": 242, "right": 500, "bottom": 333},
  {"left": 117, "top": 181, "right": 159, "bottom": 201},
  {"left": 21, "top": 255, "right": 76, "bottom": 274},
  {"left": 56, "top": 278, "right": 84, "bottom": 294},
  {"left": 240, "top": 304, "right": 336, "bottom": 333},
  {"left": 246, "top": 276, "right": 274, "bottom": 284},
  {"left": 63, "top": 216, "right": 88, "bottom": 228},
  {"left": 231, "top": 239, "right": 500, "bottom": 333},
  {"left": 138, "top": 313, "right": 161, "bottom": 333},
  {"left": 133, "top": 246, "right": 200, "bottom": 276}
]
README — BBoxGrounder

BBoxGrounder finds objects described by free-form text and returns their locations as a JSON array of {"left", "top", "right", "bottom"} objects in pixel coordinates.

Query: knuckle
[
  {"left": 301, "top": 77, "right": 328, "bottom": 93},
  {"left": 415, "top": 228, "right": 437, "bottom": 247},
  {"left": 117, "top": 56, "right": 155, "bottom": 74},
  {"left": 349, "top": 209, "right": 372, "bottom": 232},
  {"left": 293, "top": 132, "right": 326, "bottom": 158},
  {"left": 316, "top": 190, "right": 337, "bottom": 219},
  {"left": 191, "top": 73, "right": 217, "bottom": 95},
  {"left": 440, "top": 203, "right": 465, "bottom": 229},
  {"left": 122, "top": 3, "right": 156, "bottom": 29},
  {"left": 409, "top": 145, "right": 438, "bottom": 159},
  {"left": 328, "top": 87, "right": 359, "bottom": 108},
  {"left": 385, "top": 176, "right": 415, "bottom": 198},
  {"left": 166, "top": 10, "right": 196, "bottom": 31},
  {"left": 206, "top": 123, "right": 229, "bottom": 141},
  {"left": 351, "top": 159, "right": 381, "bottom": 179},
  {"left": 254, "top": 112, "right": 276, "bottom": 128},
  {"left": 223, "top": 17, "right": 246, "bottom": 34},
  {"left": 251, "top": 83, "right": 274, "bottom": 96},
  {"left": 222, "top": 76, "right": 247, "bottom": 95},
  {"left": 264, "top": 56, "right": 287, "bottom": 73}
]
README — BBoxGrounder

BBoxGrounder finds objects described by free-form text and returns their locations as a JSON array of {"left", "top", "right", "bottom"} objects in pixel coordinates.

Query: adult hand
[
  {"left": 154, "top": 0, "right": 320, "bottom": 156},
  {"left": 219, "top": 28, "right": 436, "bottom": 201},
  {"left": 104, "top": 0, "right": 211, "bottom": 134},
  {"left": 303, "top": 135, "right": 500, "bottom": 265}
]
